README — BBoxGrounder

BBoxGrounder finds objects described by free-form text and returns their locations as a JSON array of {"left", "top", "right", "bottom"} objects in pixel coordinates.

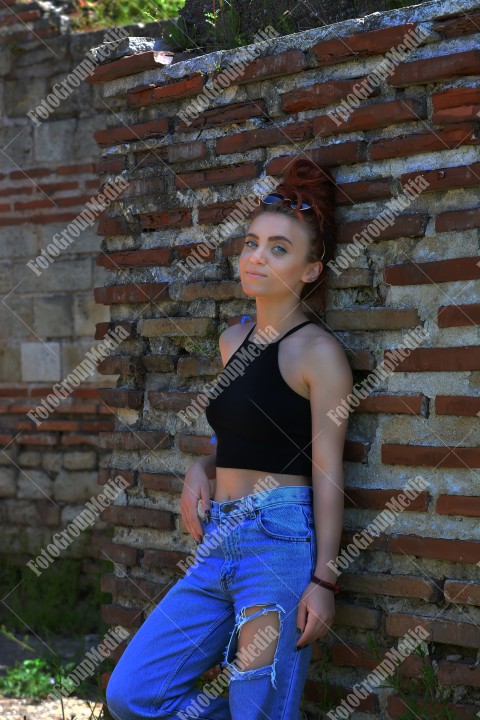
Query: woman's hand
[
  {"left": 295, "top": 583, "right": 336, "bottom": 648},
  {"left": 180, "top": 461, "right": 212, "bottom": 543}
]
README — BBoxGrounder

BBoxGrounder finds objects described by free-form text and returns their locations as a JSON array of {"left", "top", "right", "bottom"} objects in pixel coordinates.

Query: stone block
[
  {"left": 73, "top": 295, "right": 110, "bottom": 337},
  {"left": 34, "top": 119, "right": 77, "bottom": 163},
  {"left": 18, "top": 451, "right": 42, "bottom": 468},
  {"left": 14, "top": 257, "right": 93, "bottom": 293},
  {"left": 17, "top": 470, "right": 53, "bottom": 500},
  {"left": 64, "top": 451, "right": 97, "bottom": 471},
  {"left": 0, "top": 126, "right": 33, "bottom": 170},
  {"left": 34, "top": 296, "right": 73, "bottom": 339},
  {"left": 0, "top": 345, "right": 22, "bottom": 382},
  {"left": 5, "top": 78, "right": 48, "bottom": 116},
  {"left": 53, "top": 470, "right": 100, "bottom": 502},
  {"left": 21, "top": 342, "right": 61, "bottom": 382},
  {"left": 0, "top": 225, "right": 38, "bottom": 259},
  {"left": 0, "top": 299, "right": 34, "bottom": 339},
  {"left": 42, "top": 453, "right": 63, "bottom": 473},
  {"left": 0, "top": 468, "right": 16, "bottom": 497}
]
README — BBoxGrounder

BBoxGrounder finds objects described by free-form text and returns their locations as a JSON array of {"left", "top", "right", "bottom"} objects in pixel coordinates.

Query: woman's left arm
[{"left": 296, "top": 337, "right": 354, "bottom": 648}]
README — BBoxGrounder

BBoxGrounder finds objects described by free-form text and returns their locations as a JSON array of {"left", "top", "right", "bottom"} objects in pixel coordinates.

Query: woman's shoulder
[
  {"left": 302, "top": 322, "right": 353, "bottom": 384},
  {"left": 218, "top": 320, "right": 255, "bottom": 366}
]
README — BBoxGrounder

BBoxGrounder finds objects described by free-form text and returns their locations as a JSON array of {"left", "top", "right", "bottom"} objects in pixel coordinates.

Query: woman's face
[{"left": 239, "top": 211, "right": 320, "bottom": 298}]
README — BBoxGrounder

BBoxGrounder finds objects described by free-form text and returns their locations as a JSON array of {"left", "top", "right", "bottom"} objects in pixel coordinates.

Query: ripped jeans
[{"left": 106, "top": 485, "right": 317, "bottom": 720}]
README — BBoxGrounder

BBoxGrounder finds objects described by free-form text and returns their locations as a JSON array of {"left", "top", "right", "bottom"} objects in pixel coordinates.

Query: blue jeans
[{"left": 106, "top": 485, "right": 317, "bottom": 720}]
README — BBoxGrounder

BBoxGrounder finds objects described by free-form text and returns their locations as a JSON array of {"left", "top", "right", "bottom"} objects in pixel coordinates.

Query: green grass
[{"left": 70, "top": 0, "right": 186, "bottom": 33}]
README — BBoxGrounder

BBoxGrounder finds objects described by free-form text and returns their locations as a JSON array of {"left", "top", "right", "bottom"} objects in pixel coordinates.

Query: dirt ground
[
  {"left": 0, "top": 696, "right": 105, "bottom": 720},
  {"left": 0, "top": 631, "right": 105, "bottom": 719}
]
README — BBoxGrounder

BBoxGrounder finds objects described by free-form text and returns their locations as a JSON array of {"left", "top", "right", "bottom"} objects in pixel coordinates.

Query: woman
[{"left": 106, "top": 157, "right": 353, "bottom": 720}]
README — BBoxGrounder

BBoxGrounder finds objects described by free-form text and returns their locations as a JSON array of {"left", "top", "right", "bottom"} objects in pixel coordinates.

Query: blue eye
[{"left": 244, "top": 239, "right": 286, "bottom": 254}]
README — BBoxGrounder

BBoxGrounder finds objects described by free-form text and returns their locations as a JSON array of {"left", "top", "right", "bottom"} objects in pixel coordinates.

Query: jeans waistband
[{"left": 207, "top": 484, "right": 313, "bottom": 518}]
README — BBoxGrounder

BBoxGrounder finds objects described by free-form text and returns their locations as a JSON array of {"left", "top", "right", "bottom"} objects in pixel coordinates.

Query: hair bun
[{"left": 275, "top": 157, "right": 335, "bottom": 234}]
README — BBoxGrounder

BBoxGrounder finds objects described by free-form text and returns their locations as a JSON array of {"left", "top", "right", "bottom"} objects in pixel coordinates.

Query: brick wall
[
  {"left": 0, "top": 4, "right": 186, "bottom": 584},
  {"left": 43, "top": 0, "right": 480, "bottom": 714}
]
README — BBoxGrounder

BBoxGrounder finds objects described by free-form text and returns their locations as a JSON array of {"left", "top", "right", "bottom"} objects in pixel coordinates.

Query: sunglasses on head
[{"left": 259, "top": 192, "right": 312, "bottom": 211}]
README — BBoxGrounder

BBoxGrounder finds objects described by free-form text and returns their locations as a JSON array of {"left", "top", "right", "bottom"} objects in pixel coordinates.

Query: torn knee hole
[{"left": 223, "top": 603, "right": 284, "bottom": 684}]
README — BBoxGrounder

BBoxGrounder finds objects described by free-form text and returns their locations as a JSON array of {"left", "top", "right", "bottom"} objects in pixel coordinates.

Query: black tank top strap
[{"left": 277, "top": 319, "right": 313, "bottom": 343}]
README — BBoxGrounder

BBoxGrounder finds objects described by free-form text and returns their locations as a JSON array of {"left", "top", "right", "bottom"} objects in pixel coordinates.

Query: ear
[{"left": 302, "top": 260, "right": 323, "bottom": 283}]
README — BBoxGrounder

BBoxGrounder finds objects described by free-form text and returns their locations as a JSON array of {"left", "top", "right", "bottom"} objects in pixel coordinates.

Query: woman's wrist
[{"left": 311, "top": 575, "right": 340, "bottom": 594}]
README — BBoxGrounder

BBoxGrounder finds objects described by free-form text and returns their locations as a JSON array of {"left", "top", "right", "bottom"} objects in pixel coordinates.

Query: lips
[{"left": 246, "top": 270, "right": 266, "bottom": 277}]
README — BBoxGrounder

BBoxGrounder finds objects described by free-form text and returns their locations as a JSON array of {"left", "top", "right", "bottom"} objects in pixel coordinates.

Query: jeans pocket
[{"left": 256, "top": 503, "right": 312, "bottom": 541}]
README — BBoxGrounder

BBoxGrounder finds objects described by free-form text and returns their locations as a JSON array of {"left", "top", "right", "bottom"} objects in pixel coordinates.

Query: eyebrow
[{"left": 245, "top": 232, "right": 293, "bottom": 246}]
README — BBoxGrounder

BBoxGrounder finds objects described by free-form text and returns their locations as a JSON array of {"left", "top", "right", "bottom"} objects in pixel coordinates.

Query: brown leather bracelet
[{"left": 311, "top": 575, "right": 340, "bottom": 594}]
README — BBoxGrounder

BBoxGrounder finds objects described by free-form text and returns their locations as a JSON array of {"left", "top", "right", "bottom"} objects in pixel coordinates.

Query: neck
[{"left": 252, "top": 302, "right": 307, "bottom": 340}]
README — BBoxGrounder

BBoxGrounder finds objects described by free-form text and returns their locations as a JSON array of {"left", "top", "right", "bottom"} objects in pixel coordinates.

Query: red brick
[
  {"left": 111, "top": 176, "right": 166, "bottom": 199},
  {"left": 93, "top": 119, "right": 170, "bottom": 146},
  {"left": 328, "top": 267, "right": 374, "bottom": 289},
  {"left": 438, "top": 302, "right": 480, "bottom": 327},
  {"left": 334, "top": 178, "right": 391, "bottom": 205},
  {"left": 265, "top": 143, "right": 367, "bottom": 173},
  {"left": 432, "top": 86, "right": 480, "bottom": 112},
  {"left": 99, "top": 389, "right": 144, "bottom": 409},
  {"left": 99, "top": 540, "right": 138, "bottom": 566},
  {"left": 384, "top": 345, "right": 480, "bottom": 372},
  {"left": 304, "top": 678, "right": 377, "bottom": 711},
  {"left": 338, "top": 213, "right": 428, "bottom": 245},
  {"left": 389, "top": 50, "right": 480, "bottom": 87},
  {"left": 444, "top": 580, "right": 480, "bottom": 606},
  {"left": 435, "top": 495, "right": 480, "bottom": 516},
  {"left": 340, "top": 572, "right": 440, "bottom": 601},
  {"left": 431, "top": 9, "right": 480, "bottom": 38},
  {"left": 97, "top": 215, "right": 129, "bottom": 236},
  {"left": 87, "top": 51, "right": 174, "bottom": 84},
  {"left": 101, "top": 505, "right": 174, "bottom": 530},
  {"left": 313, "top": 98, "right": 423, "bottom": 137},
  {"left": 387, "top": 693, "right": 477, "bottom": 719},
  {"left": 137, "top": 207, "right": 191, "bottom": 230},
  {"left": 0, "top": 9, "right": 40, "bottom": 25},
  {"left": 177, "top": 100, "right": 267, "bottom": 131},
  {"left": 438, "top": 660, "right": 480, "bottom": 688},
  {"left": 344, "top": 440, "right": 369, "bottom": 462},
  {"left": 325, "top": 307, "right": 420, "bottom": 330},
  {"left": 57, "top": 163, "right": 97, "bottom": 175},
  {"left": 101, "top": 604, "right": 142, "bottom": 628},
  {"left": 94, "top": 282, "right": 169, "bottom": 305},
  {"left": 385, "top": 256, "right": 480, "bottom": 285},
  {"left": 216, "top": 121, "right": 313, "bottom": 155},
  {"left": 139, "top": 472, "right": 183, "bottom": 493},
  {"left": 80, "top": 420, "right": 113, "bottom": 432},
  {"left": 382, "top": 443, "right": 480, "bottom": 468},
  {"left": 331, "top": 642, "right": 424, "bottom": 675},
  {"left": 16, "top": 434, "right": 58, "bottom": 446},
  {"left": 436, "top": 206, "right": 480, "bottom": 232},
  {"left": 167, "top": 140, "right": 207, "bottom": 163},
  {"left": 388, "top": 534, "right": 480, "bottom": 564},
  {"left": 178, "top": 434, "right": 214, "bottom": 456},
  {"left": 35, "top": 420, "right": 79, "bottom": 432},
  {"left": 335, "top": 603, "right": 381, "bottom": 629},
  {"left": 370, "top": 123, "right": 479, "bottom": 160},
  {"left": 97, "top": 356, "right": 141, "bottom": 375},
  {"left": 97, "top": 468, "right": 135, "bottom": 487},
  {"left": 356, "top": 393, "right": 427, "bottom": 415},
  {"left": 127, "top": 74, "right": 205, "bottom": 108},
  {"left": 312, "top": 24, "right": 420, "bottom": 66},
  {"left": 345, "top": 486, "right": 429, "bottom": 511},
  {"left": 386, "top": 611, "right": 480, "bottom": 648},
  {"left": 96, "top": 248, "right": 170, "bottom": 269},
  {"left": 212, "top": 49, "right": 306, "bottom": 84},
  {"left": 96, "top": 157, "right": 126, "bottom": 175},
  {"left": 98, "top": 431, "right": 172, "bottom": 450},
  {"left": 143, "top": 548, "right": 194, "bottom": 572},
  {"left": 281, "top": 77, "right": 380, "bottom": 113},
  {"left": 95, "top": 321, "right": 132, "bottom": 340},
  {"left": 148, "top": 390, "right": 196, "bottom": 411},
  {"left": 433, "top": 105, "right": 480, "bottom": 124},
  {"left": 61, "top": 434, "right": 99, "bottom": 446},
  {"left": 435, "top": 395, "right": 480, "bottom": 416},
  {"left": 175, "top": 162, "right": 261, "bottom": 190},
  {"left": 401, "top": 162, "right": 480, "bottom": 193}
]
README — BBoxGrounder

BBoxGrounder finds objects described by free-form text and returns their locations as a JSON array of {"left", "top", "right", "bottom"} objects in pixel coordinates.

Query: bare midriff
[{"left": 212, "top": 467, "right": 312, "bottom": 502}]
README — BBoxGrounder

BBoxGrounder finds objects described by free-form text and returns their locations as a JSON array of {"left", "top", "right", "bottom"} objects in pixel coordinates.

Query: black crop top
[{"left": 204, "top": 320, "right": 314, "bottom": 475}]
